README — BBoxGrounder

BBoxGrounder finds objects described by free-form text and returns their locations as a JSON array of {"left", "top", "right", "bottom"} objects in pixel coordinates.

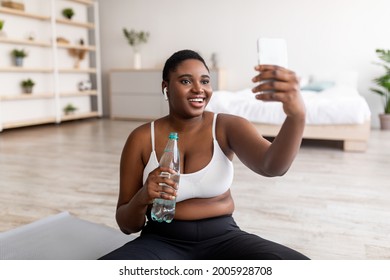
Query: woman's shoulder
[
  {"left": 215, "top": 113, "right": 258, "bottom": 142},
  {"left": 129, "top": 121, "right": 151, "bottom": 137},
  {"left": 215, "top": 112, "right": 252, "bottom": 127},
  {"left": 124, "top": 121, "right": 153, "bottom": 149}
]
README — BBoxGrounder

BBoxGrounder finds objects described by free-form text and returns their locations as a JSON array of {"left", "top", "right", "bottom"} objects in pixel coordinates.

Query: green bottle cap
[{"left": 169, "top": 132, "right": 178, "bottom": 140}]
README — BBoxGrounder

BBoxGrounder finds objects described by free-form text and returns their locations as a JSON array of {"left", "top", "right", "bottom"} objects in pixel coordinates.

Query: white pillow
[{"left": 313, "top": 71, "right": 359, "bottom": 89}]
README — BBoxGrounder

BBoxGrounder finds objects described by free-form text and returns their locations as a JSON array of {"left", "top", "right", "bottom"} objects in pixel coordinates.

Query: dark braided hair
[{"left": 162, "top": 50, "right": 209, "bottom": 82}]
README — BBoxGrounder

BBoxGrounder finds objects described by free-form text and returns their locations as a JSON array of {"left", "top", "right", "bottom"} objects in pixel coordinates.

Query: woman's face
[{"left": 166, "top": 59, "right": 212, "bottom": 118}]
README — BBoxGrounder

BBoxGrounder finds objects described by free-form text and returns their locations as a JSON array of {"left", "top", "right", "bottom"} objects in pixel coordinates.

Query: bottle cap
[{"left": 169, "top": 132, "right": 178, "bottom": 140}]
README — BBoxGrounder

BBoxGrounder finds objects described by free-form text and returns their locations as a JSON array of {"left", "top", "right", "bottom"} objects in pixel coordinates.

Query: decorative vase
[
  {"left": 211, "top": 52, "right": 218, "bottom": 69},
  {"left": 14, "top": 57, "right": 23, "bottom": 67},
  {"left": 133, "top": 51, "right": 141, "bottom": 69},
  {"left": 74, "top": 57, "right": 81, "bottom": 68},
  {"left": 379, "top": 113, "right": 390, "bottom": 130},
  {"left": 23, "top": 87, "right": 33, "bottom": 94}
]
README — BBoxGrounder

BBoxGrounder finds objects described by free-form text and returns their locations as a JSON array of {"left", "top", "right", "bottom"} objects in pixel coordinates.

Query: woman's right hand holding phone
[{"left": 251, "top": 64, "right": 306, "bottom": 120}]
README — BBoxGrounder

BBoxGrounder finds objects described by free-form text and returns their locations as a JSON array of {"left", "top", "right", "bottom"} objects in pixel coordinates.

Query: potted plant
[
  {"left": 20, "top": 78, "right": 35, "bottom": 94},
  {"left": 62, "top": 8, "right": 74, "bottom": 20},
  {"left": 371, "top": 49, "right": 390, "bottom": 130},
  {"left": 11, "top": 48, "right": 28, "bottom": 66},
  {"left": 123, "top": 28, "right": 150, "bottom": 69},
  {"left": 0, "top": 19, "right": 6, "bottom": 37},
  {"left": 63, "top": 103, "right": 77, "bottom": 115}
]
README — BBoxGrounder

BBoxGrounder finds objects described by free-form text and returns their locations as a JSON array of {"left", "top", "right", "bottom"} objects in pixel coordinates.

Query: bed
[{"left": 206, "top": 84, "right": 371, "bottom": 152}]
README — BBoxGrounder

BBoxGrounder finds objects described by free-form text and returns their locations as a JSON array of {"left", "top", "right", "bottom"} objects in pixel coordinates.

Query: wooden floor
[{"left": 1, "top": 119, "right": 389, "bottom": 260}]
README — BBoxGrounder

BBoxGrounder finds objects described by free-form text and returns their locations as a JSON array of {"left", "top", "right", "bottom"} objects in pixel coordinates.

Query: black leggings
[{"left": 100, "top": 215, "right": 309, "bottom": 260}]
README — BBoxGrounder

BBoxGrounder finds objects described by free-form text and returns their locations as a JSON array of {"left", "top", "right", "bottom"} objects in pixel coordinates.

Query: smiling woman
[
  {"left": 100, "top": 49, "right": 309, "bottom": 260},
  {"left": 163, "top": 58, "right": 211, "bottom": 115}
]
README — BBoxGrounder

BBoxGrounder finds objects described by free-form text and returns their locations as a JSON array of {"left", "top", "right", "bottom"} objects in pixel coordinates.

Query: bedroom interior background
[{"left": 97, "top": 0, "right": 390, "bottom": 129}]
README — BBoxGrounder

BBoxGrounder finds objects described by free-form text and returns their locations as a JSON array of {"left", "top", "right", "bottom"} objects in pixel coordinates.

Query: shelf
[
  {"left": 0, "top": 91, "right": 99, "bottom": 101},
  {"left": 0, "top": 7, "right": 94, "bottom": 28},
  {"left": 0, "top": 93, "right": 54, "bottom": 101},
  {"left": 0, "top": 0, "right": 101, "bottom": 132},
  {"left": 0, "top": 67, "right": 53, "bottom": 73},
  {"left": 59, "top": 68, "right": 96, "bottom": 73},
  {"left": 61, "top": 111, "right": 99, "bottom": 121},
  {"left": 0, "top": 7, "right": 50, "bottom": 20},
  {"left": 56, "top": 18, "right": 94, "bottom": 29},
  {"left": 60, "top": 90, "right": 97, "bottom": 97},
  {"left": 0, "top": 37, "right": 51, "bottom": 47},
  {"left": 2, "top": 112, "right": 100, "bottom": 129},
  {"left": 67, "top": 0, "right": 94, "bottom": 5},
  {"left": 2, "top": 116, "right": 57, "bottom": 129},
  {"left": 57, "top": 42, "right": 96, "bottom": 51},
  {"left": 0, "top": 67, "right": 96, "bottom": 73}
]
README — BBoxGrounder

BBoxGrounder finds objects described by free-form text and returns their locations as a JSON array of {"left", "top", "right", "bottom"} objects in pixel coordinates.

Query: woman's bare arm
[
  {"left": 115, "top": 126, "right": 177, "bottom": 234},
  {"left": 115, "top": 128, "right": 150, "bottom": 234},
  {"left": 223, "top": 65, "right": 305, "bottom": 177}
]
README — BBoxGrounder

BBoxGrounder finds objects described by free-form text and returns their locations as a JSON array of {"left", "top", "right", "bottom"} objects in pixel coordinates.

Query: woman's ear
[
  {"left": 163, "top": 87, "right": 168, "bottom": 101},
  {"left": 162, "top": 82, "right": 169, "bottom": 101}
]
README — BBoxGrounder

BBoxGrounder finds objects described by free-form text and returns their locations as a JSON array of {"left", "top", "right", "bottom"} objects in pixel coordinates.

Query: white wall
[{"left": 97, "top": 0, "right": 390, "bottom": 128}]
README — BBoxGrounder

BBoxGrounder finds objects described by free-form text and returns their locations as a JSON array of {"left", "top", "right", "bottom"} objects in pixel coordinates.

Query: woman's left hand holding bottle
[{"left": 142, "top": 166, "right": 178, "bottom": 204}]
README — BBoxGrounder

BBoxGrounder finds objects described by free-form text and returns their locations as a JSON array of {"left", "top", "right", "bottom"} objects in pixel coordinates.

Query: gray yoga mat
[{"left": 0, "top": 212, "right": 134, "bottom": 260}]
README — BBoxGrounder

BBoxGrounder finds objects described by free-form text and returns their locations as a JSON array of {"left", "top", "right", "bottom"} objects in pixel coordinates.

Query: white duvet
[{"left": 206, "top": 86, "right": 371, "bottom": 125}]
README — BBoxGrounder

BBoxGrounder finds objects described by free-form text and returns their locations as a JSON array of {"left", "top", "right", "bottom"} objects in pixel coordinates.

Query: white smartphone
[{"left": 257, "top": 37, "right": 288, "bottom": 68}]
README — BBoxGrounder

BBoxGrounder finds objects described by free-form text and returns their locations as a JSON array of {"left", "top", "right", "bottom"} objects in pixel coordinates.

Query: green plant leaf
[
  {"left": 372, "top": 49, "right": 390, "bottom": 113},
  {"left": 376, "top": 49, "right": 390, "bottom": 64},
  {"left": 62, "top": 8, "right": 74, "bottom": 19},
  {"left": 385, "top": 99, "right": 390, "bottom": 114},
  {"left": 21, "top": 78, "right": 35, "bottom": 87},
  {"left": 370, "top": 88, "right": 385, "bottom": 96},
  {"left": 12, "top": 49, "right": 27, "bottom": 58},
  {"left": 122, "top": 28, "right": 149, "bottom": 47}
]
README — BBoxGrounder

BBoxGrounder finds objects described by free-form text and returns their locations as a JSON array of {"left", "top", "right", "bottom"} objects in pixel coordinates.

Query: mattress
[{"left": 206, "top": 86, "right": 371, "bottom": 125}]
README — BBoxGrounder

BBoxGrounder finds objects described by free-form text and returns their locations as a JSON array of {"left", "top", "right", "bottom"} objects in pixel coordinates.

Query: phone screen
[{"left": 257, "top": 37, "right": 288, "bottom": 68}]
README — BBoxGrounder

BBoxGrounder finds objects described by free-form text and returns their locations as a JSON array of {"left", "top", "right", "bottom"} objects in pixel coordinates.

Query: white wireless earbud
[{"left": 163, "top": 87, "right": 168, "bottom": 101}]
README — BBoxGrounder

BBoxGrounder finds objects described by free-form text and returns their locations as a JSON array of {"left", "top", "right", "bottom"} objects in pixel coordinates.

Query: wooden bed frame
[{"left": 253, "top": 119, "right": 371, "bottom": 152}]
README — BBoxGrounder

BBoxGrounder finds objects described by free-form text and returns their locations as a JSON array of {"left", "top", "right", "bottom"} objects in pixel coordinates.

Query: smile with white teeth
[{"left": 189, "top": 98, "right": 204, "bottom": 103}]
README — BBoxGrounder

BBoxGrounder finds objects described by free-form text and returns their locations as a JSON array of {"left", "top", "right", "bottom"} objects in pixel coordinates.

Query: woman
[{"left": 101, "top": 49, "right": 308, "bottom": 259}]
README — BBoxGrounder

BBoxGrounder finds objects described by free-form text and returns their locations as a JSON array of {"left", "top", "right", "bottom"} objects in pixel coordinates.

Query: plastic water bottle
[{"left": 151, "top": 132, "right": 180, "bottom": 223}]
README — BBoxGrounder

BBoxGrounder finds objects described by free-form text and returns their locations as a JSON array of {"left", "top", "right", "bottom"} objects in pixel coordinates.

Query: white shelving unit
[{"left": 0, "top": 0, "right": 102, "bottom": 131}]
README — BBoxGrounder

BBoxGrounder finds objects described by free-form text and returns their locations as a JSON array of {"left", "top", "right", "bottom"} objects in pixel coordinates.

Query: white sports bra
[{"left": 142, "top": 114, "right": 234, "bottom": 203}]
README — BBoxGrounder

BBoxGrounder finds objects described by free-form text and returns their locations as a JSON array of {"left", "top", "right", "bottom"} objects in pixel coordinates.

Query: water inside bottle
[
  {"left": 150, "top": 172, "right": 179, "bottom": 223},
  {"left": 151, "top": 199, "right": 176, "bottom": 223}
]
